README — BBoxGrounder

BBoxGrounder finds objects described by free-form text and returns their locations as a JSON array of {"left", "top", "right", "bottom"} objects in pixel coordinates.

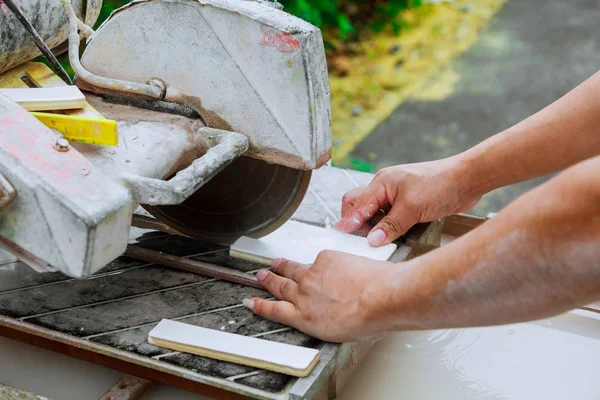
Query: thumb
[{"left": 366, "top": 206, "right": 416, "bottom": 246}]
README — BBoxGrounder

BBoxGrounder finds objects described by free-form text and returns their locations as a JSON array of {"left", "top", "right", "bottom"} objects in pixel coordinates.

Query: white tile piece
[
  {"left": 230, "top": 220, "right": 397, "bottom": 265},
  {"left": 148, "top": 319, "right": 320, "bottom": 377},
  {"left": 0, "top": 86, "right": 86, "bottom": 111}
]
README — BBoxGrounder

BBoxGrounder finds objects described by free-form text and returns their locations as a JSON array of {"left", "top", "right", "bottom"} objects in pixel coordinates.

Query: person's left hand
[{"left": 242, "top": 251, "right": 393, "bottom": 342}]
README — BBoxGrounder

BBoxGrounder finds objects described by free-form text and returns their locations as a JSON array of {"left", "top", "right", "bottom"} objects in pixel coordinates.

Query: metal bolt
[{"left": 55, "top": 137, "right": 70, "bottom": 152}]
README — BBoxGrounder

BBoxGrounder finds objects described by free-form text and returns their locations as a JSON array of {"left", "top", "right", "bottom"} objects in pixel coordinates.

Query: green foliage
[
  {"left": 279, "top": 0, "right": 354, "bottom": 38},
  {"left": 96, "top": 0, "right": 131, "bottom": 28},
  {"left": 278, "top": 0, "right": 422, "bottom": 39},
  {"left": 332, "top": 157, "right": 374, "bottom": 173}
]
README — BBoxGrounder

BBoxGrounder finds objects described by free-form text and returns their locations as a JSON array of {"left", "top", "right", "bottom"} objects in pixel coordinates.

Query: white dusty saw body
[{"left": 0, "top": 0, "right": 331, "bottom": 277}]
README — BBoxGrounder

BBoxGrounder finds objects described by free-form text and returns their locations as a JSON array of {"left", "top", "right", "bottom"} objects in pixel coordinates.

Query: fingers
[
  {"left": 272, "top": 258, "right": 308, "bottom": 282},
  {"left": 335, "top": 184, "right": 389, "bottom": 233},
  {"left": 345, "top": 207, "right": 385, "bottom": 237},
  {"left": 256, "top": 269, "right": 298, "bottom": 302},
  {"left": 254, "top": 259, "right": 308, "bottom": 302},
  {"left": 246, "top": 260, "right": 307, "bottom": 328},
  {"left": 243, "top": 298, "right": 299, "bottom": 325},
  {"left": 354, "top": 224, "right": 372, "bottom": 237},
  {"left": 341, "top": 186, "right": 365, "bottom": 218},
  {"left": 339, "top": 186, "right": 371, "bottom": 235},
  {"left": 367, "top": 205, "right": 417, "bottom": 246}
]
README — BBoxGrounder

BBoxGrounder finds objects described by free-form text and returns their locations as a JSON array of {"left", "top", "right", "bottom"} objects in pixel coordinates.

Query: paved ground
[{"left": 350, "top": 0, "right": 600, "bottom": 216}]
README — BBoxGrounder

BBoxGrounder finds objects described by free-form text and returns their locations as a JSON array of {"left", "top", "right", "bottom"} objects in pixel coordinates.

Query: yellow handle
[{"left": 31, "top": 112, "right": 118, "bottom": 146}]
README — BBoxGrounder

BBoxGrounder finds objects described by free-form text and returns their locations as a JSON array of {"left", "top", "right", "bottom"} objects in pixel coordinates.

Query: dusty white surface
[
  {"left": 231, "top": 220, "right": 397, "bottom": 264},
  {"left": 0, "top": 249, "right": 17, "bottom": 265}
]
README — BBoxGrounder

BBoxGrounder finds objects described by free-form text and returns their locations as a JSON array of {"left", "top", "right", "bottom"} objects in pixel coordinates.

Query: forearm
[
  {"left": 366, "top": 156, "right": 600, "bottom": 330},
  {"left": 453, "top": 70, "right": 600, "bottom": 197}
]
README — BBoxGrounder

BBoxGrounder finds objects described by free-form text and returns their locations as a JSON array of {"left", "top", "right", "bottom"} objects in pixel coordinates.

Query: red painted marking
[{"left": 260, "top": 25, "right": 300, "bottom": 54}]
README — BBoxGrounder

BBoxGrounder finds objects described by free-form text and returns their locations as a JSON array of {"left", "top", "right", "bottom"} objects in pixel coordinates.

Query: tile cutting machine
[{"left": 0, "top": 0, "right": 331, "bottom": 278}]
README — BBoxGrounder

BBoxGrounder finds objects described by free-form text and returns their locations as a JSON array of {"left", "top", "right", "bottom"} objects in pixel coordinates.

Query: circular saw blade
[{"left": 143, "top": 157, "right": 311, "bottom": 245}]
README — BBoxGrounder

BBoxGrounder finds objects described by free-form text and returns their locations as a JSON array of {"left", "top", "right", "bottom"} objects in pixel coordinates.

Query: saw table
[{"left": 0, "top": 166, "right": 442, "bottom": 400}]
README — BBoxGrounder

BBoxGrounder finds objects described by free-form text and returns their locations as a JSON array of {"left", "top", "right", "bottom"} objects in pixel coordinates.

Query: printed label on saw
[{"left": 260, "top": 25, "right": 301, "bottom": 53}]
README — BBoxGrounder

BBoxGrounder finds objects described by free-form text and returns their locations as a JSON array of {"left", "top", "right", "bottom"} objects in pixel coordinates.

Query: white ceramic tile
[
  {"left": 230, "top": 220, "right": 397, "bottom": 265},
  {"left": 148, "top": 319, "right": 320, "bottom": 377},
  {"left": 0, "top": 86, "right": 86, "bottom": 111}
]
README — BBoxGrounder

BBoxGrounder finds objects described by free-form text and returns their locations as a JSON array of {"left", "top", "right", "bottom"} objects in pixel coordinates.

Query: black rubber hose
[{"left": 3, "top": 0, "right": 73, "bottom": 85}]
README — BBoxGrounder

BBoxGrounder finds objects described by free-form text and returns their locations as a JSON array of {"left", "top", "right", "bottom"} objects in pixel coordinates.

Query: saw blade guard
[
  {"left": 79, "top": 0, "right": 332, "bottom": 170},
  {"left": 72, "top": 0, "right": 329, "bottom": 242}
]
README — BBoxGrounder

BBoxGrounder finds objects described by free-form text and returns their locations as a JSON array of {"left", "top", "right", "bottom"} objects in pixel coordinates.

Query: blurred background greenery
[{"left": 277, "top": 0, "right": 422, "bottom": 39}]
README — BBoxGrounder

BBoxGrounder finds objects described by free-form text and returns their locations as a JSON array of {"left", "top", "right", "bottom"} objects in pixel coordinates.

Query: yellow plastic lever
[{"left": 30, "top": 111, "right": 118, "bottom": 146}]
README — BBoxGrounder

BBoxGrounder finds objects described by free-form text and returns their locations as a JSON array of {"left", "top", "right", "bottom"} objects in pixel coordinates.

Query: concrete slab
[{"left": 350, "top": 0, "right": 600, "bottom": 216}]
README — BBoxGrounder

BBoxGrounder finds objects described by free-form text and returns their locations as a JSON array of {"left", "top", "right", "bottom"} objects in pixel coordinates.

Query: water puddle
[{"left": 341, "top": 310, "right": 600, "bottom": 399}]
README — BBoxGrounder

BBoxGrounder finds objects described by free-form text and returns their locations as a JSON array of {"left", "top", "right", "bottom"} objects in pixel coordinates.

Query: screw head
[{"left": 55, "top": 137, "right": 70, "bottom": 152}]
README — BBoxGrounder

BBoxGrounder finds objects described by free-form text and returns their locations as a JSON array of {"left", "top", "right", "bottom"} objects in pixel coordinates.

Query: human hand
[
  {"left": 336, "top": 157, "right": 480, "bottom": 246},
  {"left": 243, "top": 252, "right": 393, "bottom": 342}
]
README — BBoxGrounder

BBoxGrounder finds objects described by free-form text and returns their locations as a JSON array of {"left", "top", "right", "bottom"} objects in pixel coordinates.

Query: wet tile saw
[{"left": 0, "top": 0, "right": 331, "bottom": 278}]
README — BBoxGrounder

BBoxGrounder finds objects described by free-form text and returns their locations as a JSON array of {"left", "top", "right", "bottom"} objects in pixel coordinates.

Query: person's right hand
[{"left": 335, "top": 157, "right": 482, "bottom": 246}]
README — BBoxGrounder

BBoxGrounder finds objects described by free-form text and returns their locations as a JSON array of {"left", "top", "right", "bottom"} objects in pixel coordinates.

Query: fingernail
[
  {"left": 367, "top": 229, "right": 386, "bottom": 246},
  {"left": 242, "top": 298, "right": 255, "bottom": 310},
  {"left": 272, "top": 258, "right": 283, "bottom": 270},
  {"left": 256, "top": 270, "right": 268, "bottom": 282}
]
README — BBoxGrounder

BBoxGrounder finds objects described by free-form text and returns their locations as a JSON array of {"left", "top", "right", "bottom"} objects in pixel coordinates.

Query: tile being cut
[
  {"left": 230, "top": 220, "right": 397, "bottom": 265},
  {"left": 148, "top": 319, "right": 320, "bottom": 377}
]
